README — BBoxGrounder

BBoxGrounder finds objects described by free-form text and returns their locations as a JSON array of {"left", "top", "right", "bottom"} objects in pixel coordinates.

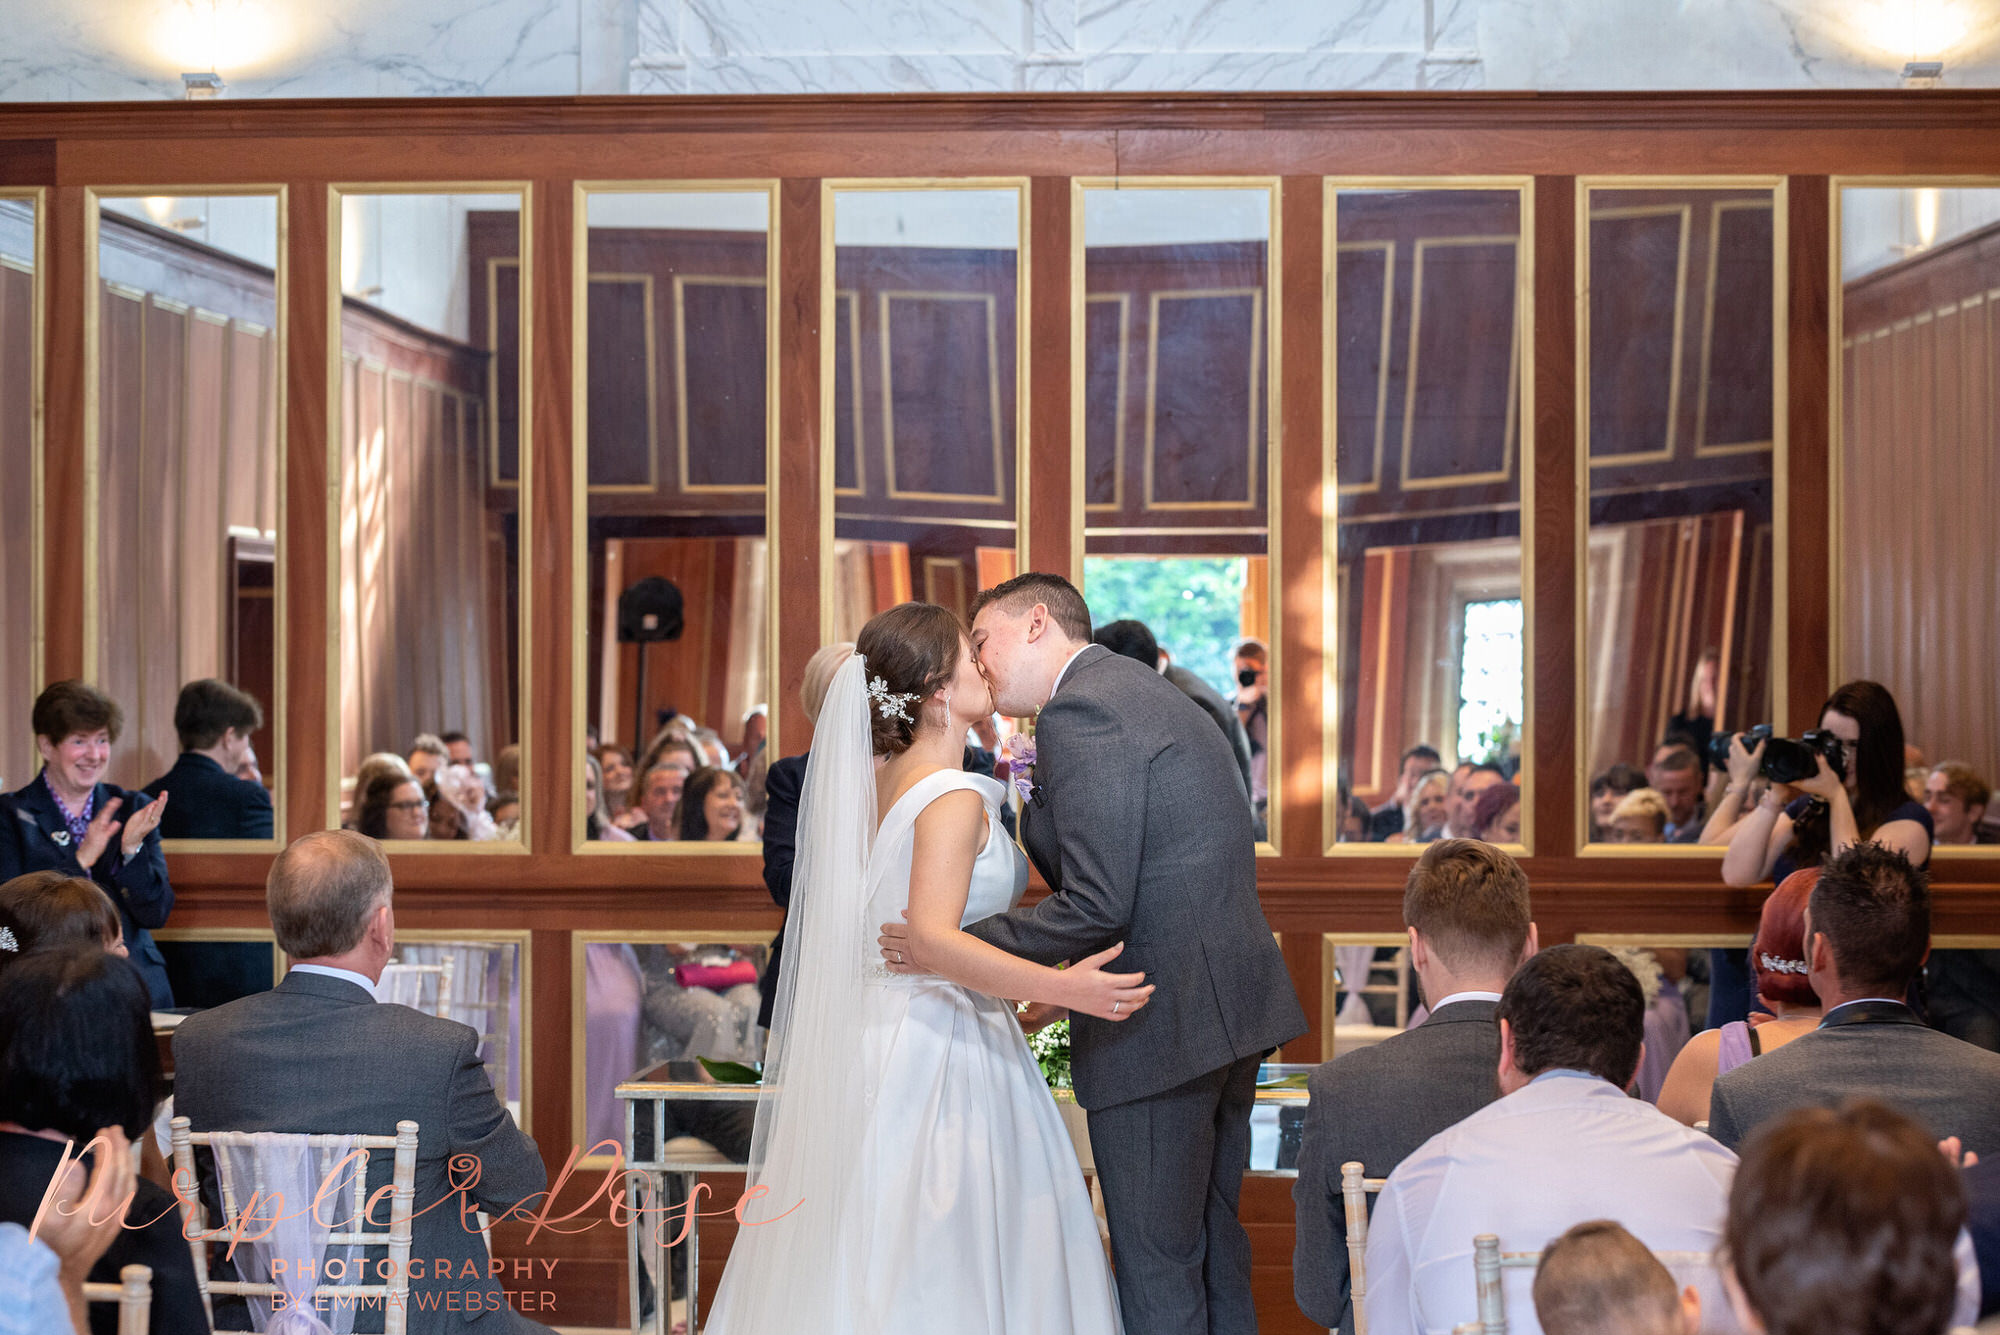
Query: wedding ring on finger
[{"left": 1112, "top": 1001, "right": 1122, "bottom": 1015}]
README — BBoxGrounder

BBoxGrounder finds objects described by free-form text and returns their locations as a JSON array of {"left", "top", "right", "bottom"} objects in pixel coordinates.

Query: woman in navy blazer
[{"left": 0, "top": 681, "right": 174, "bottom": 1006}]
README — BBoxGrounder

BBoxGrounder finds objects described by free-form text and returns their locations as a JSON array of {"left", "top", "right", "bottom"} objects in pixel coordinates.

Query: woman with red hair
[{"left": 1657, "top": 868, "right": 1823, "bottom": 1125}]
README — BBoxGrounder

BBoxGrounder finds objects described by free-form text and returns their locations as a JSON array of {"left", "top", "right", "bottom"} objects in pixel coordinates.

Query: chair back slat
[
  {"left": 82, "top": 1263, "right": 153, "bottom": 1335},
  {"left": 1339, "top": 1161, "right": 1388, "bottom": 1335},
  {"left": 168, "top": 1115, "right": 419, "bottom": 1335}
]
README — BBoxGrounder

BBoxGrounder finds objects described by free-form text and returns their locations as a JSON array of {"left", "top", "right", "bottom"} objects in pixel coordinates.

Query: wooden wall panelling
[
  {"left": 1026, "top": 175, "right": 1074, "bottom": 579},
  {"left": 1277, "top": 176, "right": 1322, "bottom": 865},
  {"left": 1534, "top": 175, "right": 1576, "bottom": 857},
  {"left": 780, "top": 177, "right": 822, "bottom": 757},
  {"left": 45, "top": 186, "right": 86, "bottom": 683},
  {"left": 1785, "top": 176, "right": 1827, "bottom": 734},
  {"left": 532, "top": 177, "right": 570, "bottom": 856},
  {"left": 287, "top": 183, "right": 328, "bottom": 842}
]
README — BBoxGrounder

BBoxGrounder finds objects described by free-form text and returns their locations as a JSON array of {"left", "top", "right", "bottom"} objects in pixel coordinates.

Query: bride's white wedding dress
[{"left": 703, "top": 656, "right": 1121, "bottom": 1335}]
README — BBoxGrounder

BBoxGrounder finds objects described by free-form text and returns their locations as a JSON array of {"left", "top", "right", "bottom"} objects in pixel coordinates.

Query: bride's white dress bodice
[{"left": 864, "top": 769, "right": 1028, "bottom": 963}]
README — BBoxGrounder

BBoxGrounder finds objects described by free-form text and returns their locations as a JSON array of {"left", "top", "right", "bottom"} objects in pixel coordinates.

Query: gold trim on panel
[
  {"left": 579, "top": 270, "right": 660, "bottom": 494},
  {"left": 570, "top": 928, "right": 779, "bottom": 1166},
  {"left": 1321, "top": 178, "right": 1536, "bottom": 856},
  {"left": 1398, "top": 234, "right": 1521, "bottom": 491},
  {"left": 1692, "top": 198, "right": 1779, "bottom": 458},
  {"left": 0, "top": 189, "right": 46, "bottom": 730},
  {"left": 834, "top": 288, "right": 865, "bottom": 498},
  {"left": 1330, "top": 239, "right": 1395, "bottom": 497},
  {"left": 329, "top": 183, "right": 532, "bottom": 848},
  {"left": 879, "top": 289, "right": 1005, "bottom": 504},
  {"left": 1318, "top": 931, "right": 1411, "bottom": 1046},
  {"left": 674, "top": 273, "right": 767, "bottom": 495},
  {"left": 1581, "top": 203, "right": 1691, "bottom": 467},
  {"left": 1574, "top": 932, "right": 1754, "bottom": 948},
  {"left": 1083, "top": 291, "right": 1131, "bottom": 513},
  {"left": 572, "top": 181, "right": 783, "bottom": 848},
  {"left": 922, "top": 555, "right": 967, "bottom": 610},
  {"left": 1142, "top": 287, "right": 1263, "bottom": 511}
]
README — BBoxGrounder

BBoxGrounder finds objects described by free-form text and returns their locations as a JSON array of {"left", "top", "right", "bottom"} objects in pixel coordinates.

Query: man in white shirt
[{"left": 1363, "top": 944, "right": 1740, "bottom": 1335}]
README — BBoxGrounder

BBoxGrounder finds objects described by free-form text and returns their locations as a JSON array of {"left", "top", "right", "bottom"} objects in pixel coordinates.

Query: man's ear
[
  {"left": 1407, "top": 926, "right": 1428, "bottom": 973},
  {"left": 1520, "top": 922, "right": 1540, "bottom": 965}
]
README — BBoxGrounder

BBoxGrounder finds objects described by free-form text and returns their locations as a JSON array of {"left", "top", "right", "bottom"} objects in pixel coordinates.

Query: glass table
[{"left": 615, "top": 1060, "right": 1312, "bottom": 1333}]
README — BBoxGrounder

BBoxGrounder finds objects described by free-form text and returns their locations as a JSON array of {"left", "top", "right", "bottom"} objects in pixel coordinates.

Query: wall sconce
[{"left": 181, "top": 70, "right": 225, "bottom": 98}]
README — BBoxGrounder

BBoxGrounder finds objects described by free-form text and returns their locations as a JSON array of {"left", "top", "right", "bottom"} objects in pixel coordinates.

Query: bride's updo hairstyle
[{"left": 856, "top": 602, "right": 964, "bottom": 757}]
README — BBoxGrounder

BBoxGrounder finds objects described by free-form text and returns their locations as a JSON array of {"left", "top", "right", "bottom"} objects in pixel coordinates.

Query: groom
[{"left": 882, "top": 572, "right": 1307, "bottom": 1334}]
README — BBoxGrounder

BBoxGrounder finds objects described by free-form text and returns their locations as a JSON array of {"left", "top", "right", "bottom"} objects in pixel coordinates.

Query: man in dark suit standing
[
  {"left": 1292, "top": 839, "right": 1537, "bottom": 1333},
  {"left": 0, "top": 680, "right": 174, "bottom": 1006},
  {"left": 1710, "top": 842, "right": 2000, "bottom": 1156},
  {"left": 143, "top": 678, "right": 274, "bottom": 840},
  {"left": 885, "top": 573, "right": 1306, "bottom": 1335},
  {"left": 174, "top": 831, "right": 553, "bottom": 1335},
  {"left": 1091, "top": 619, "right": 1256, "bottom": 808}
]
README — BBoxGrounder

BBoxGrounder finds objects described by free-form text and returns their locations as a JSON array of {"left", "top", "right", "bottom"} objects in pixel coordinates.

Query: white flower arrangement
[{"left": 1027, "top": 1017, "right": 1071, "bottom": 1091}]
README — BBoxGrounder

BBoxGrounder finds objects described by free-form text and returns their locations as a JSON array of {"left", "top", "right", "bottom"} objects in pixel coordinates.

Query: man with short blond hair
[
  {"left": 173, "top": 830, "right": 551, "bottom": 1335},
  {"left": 1293, "top": 839, "right": 1538, "bottom": 1332}
]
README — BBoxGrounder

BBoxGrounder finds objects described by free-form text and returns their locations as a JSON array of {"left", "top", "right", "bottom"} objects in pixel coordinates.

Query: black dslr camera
[{"left": 1704, "top": 724, "right": 1847, "bottom": 785}]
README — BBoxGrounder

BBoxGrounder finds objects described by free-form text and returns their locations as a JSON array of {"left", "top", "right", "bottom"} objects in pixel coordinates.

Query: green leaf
[{"left": 696, "top": 1056, "right": 762, "bottom": 1084}]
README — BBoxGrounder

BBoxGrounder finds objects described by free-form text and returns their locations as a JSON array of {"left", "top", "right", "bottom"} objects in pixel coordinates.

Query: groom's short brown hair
[{"left": 971, "top": 573, "right": 1092, "bottom": 642}]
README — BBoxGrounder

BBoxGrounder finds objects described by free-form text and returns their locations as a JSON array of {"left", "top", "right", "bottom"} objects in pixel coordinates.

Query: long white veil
[{"left": 705, "top": 652, "right": 876, "bottom": 1332}]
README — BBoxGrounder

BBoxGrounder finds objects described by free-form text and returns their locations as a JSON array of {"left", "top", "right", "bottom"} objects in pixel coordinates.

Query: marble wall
[{"left": 5, "top": 0, "right": 1998, "bottom": 101}]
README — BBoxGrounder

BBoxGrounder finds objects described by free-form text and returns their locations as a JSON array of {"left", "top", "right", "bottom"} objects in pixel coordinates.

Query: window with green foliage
[
  {"left": 1458, "top": 597, "right": 1523, "bottom": 767},
  {"left": 1082, "top": 556, "right": 1248, "bottom": 699}
]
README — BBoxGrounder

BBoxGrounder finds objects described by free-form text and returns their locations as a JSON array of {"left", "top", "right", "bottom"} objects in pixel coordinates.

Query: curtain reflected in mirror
[
  {"left": 828, "top": 187, "right": 1021, "bottom": 643},
  {"left": 92, "top": 193, "right": 281, "bottom": 836},
  {"left": 581, "top": 189, "right": 772, "bottom": 846},
  {"left": 1840, "top": 185, "right": 2000, "bottom": 851},
  {"left": 1080, "top": 184, "right": 1275, "bottom": 839},
  {"left": 0, "top": 196, "right": 32, "bottom": 791},
  {"left": 1330, "top": 187, "right": 1528, "bottom": 849},
  {"left": 334, "top": 191, "right": 522, "bottom": 842},
  {"left": 1582, "top": 185, "right": 1778, "bottom": 846},
  {"left": 384, "top": 934, "right": 526, "bottom": 1116}
]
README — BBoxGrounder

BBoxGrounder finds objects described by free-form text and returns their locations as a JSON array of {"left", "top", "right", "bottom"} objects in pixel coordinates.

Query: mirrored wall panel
[
  {"left": 828, "top": 186, "right": 1022, "bottom": 646},
  {"left": 1081, "top": 184, "right": 1274, "bottom": 836},
  {"left": 91, "top": 193, "right": 280, "bottom": 836},
  {"left": 1320, "top": 933, "right": 1415, "bottom": 1057},
  {"left": 0, "top": 195, "right": 33, "bottom": 792},
  {"left": 333, "top": 190, "right": 522, "bottom": 843},
  {"left": 581, "top": 189, "right": 772, "bottom": 846},
  {"left": 1582, "top": 184, "right": 1780, "bottom": 848},
  {"left": 1328, "top": 186, "right": 1528, "bottom": 849},
  {"left": 153, "top": 928, "right": 283, "bottom": 1010},
  {"left": 576, "top": 934, "right": 773, "bottom": 1163},
  {"left": 383, "top": 932, "right": 528, "bottom": 1118},
  {"left": 1840, "top": 184, "right": 2000, "bottom": 852}
]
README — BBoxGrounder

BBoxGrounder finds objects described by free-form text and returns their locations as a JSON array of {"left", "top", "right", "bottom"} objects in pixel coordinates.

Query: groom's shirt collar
[{"left": 1050, "top": 644, "right": 1093, "bottom": 698}]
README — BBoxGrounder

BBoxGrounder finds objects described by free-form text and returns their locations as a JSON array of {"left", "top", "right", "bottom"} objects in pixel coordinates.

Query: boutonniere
[
  {"left": 1004, "top": 733, "right": 1042, "bottom": 807},
  {"left": 50, "top": 829, "right": 71, "bottom": 847}
]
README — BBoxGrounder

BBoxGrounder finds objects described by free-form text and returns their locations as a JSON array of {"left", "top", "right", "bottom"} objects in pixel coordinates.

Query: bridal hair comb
[
  {"left": 867, "top": 675, "right": 919, "bottom": 724},
  {"left": 1758, "top": 951, "right": 1807, "bottom": 975},
  {"left": 0, "top": 926, "right": 16, "bottom": 953}
]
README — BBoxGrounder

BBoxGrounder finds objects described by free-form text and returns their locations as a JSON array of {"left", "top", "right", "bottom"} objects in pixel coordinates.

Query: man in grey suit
[
  {"left": 1292, "top": 839, "right": 1537, "bottom": 1334},
  {"left": 884, "top": 573, "right": 1306, "bottom": 1335},
  {"left": 1709, "top": 842, "right": 2000, "bottom": 1156},
  {"left": 174, "top": 831, "right": 553, "bottom": 1335}
]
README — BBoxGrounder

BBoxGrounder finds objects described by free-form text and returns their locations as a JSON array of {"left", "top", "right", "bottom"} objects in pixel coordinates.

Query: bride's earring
[{"left": 937, "top": 689, "right": 953, "bottom": 730}]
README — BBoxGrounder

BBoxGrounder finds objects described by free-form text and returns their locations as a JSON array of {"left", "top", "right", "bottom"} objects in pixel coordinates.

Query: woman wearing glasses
[{"left": 355, "top": 770, "right": 431, "bottom": 841}]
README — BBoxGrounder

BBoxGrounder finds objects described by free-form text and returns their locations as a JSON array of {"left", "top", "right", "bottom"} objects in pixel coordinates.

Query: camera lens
[{"left": 1237, "top": 668, "right": 1258, "bottom": 688}]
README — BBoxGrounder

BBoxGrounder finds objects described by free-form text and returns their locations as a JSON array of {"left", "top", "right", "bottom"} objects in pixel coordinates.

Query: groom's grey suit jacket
[{"left": 967, "top": 644, "right": 1307, "bottom": 1110}]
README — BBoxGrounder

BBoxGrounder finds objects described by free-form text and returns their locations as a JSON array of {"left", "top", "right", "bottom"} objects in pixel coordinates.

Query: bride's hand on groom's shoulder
[{"left": 1062, "top": 942, "right": 1155, "bottom": 1023}]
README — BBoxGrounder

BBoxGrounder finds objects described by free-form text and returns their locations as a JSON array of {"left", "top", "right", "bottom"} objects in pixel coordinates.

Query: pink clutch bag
[{"left": 675, "top": 959, "right": 758, "bottom": 991}]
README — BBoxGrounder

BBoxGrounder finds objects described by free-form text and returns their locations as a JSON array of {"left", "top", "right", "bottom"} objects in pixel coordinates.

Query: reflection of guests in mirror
[
  {"left": 1589, "top": 764, "right": 1646, "bottom": 842},
  {"left": 631, "top": 760, "right": 687, "bottom": 841},
  {"left": 583, "top": 942, "right": 645, "bottom": 1154},
  {"left": 1469, "top": 781, "right": 1522, "bottom": 844},
  {"left": 0, "top": 681, "right": 174, "bottom": 1007},
  {"left": 596, "top": 744, "right": 636, "bottom": 825},
  {"left": 406, "top": 732, "right": 448, "bottom": 792},
  {"left": 1606, "top": 788, "right": 1669, "bottom": 844},
  {"left": 344, "top": 752, "right": 411, "bottom": 828},
  {"left": 490, "top": 743, "right": 520, "bottom": 802},
  {"left": 1383, "top": 770, "right": 1450, "bottom": 845},
  {"left": 639, "top": 943, "right": 763, "bottom": 1065},
  {"left": 584, "top": 753, "right": 634, "bottom": 842},
  {"left": 678, "top": 767, "right": 746, "bottom": 842},
  {"left": 143, "top": 678, "right": 273, "bottom": 840},
  {"left": 357, "top": 772, "right": 429, "bottom": 841}
]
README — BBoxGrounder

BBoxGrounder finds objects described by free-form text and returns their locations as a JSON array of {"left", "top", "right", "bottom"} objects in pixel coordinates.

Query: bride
[{"left": 704, "top": 601, "right": 1151, "bottom": 1334}]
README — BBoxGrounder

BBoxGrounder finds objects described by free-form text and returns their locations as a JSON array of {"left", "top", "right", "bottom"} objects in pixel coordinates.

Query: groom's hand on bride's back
[
  {"left": 1061, "top": 942, "right": 1155, "bottom": 1022},
  {"left": 878, "top": 913, "right": 928, "bottom": 975}
]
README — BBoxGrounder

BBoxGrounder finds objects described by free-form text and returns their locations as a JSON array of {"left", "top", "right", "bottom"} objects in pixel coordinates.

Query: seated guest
[
  {"left": 597, "top": 743, "right": 637, "bottom": 825},
  {"left": 490, "top": 743, "right": 521, "bottom": 804},
  {"left": 1294, "top": 839, "right": 1536, "bottom": 1333},
  {"left": 1723, "top": 1100, "right": 1968, "bottom": 1335},
  {"left": 1658, "top": 870, "right": 1821, "bottom": 1125},
  {"left": 1363, "top": 945, "right": 1739, "bottom": 1335},
  {"left": 0, "top": 872, "right": 123, "bottom": 957},
  {"left": 1369, "top": 745, "right": 1446, "bottom": 842},
  {"left": 488, "top": 791, "right": 519, "bottom": 837},
  {"left": 0, "top": 682, "right": 173, "bottom": 1007},
  {"left": 173, "top": 831, "right": 552, "bottom": 1335},
  {"left": 1533, "top": 1221, "right": 1700, "bottom": 1335},
  {"left": 1469, "top": 781, "right": 1521, "bottom": 843},
  {"left": 678, "top": 767, "right": 745, "bottom": 842},
  {"left": 1382, "top": 769, "right": 1451, "bottom": 845},
  {"left": 406, "top": 732, "right": 448, "bottom": 790},
  {"left": 1648, "top": 744, "right": 1707, "bottom": 842},
  {"left": 1588, "top": 764, "right": 1646, "bottom": 841},
  {"left": 582, "top": 754, "right": 634, "bottom": 842},
  {"left": 631, "top": 759, "right": 687, "bottom": 841},
  {"left": 1605, "top": 787, "right": 1669, "bottom": 844},
  {"left": 1709, "top": 843, "right": 2000, "bottom": 1154},
  {"left": 1093, "top": 620, "right": 1255, "bottom": 805},
  {"left": 1444, "top": 762, "right": 1507, "bottom": 840},
  {"left": 1926, "top": 762, "right": 1993, "bottom": 846},
  {"left": 345, "top": 752, "right": 410, "bottom": 827},
  {"left": 141, "top": 679, "right": 272, "bottom": 840},
  {"left": 437, "top": 730, "right": 491, "bottom": 796},
  {"left": 0, "top": 948, "right": 207, "bottom": 1335},
  {"left": 355, "top": 771, "right": 428, "bottom": 841}
]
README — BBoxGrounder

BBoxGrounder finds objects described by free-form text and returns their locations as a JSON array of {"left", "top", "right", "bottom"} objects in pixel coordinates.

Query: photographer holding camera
[{"left": 1710, "top": 681, "right": 1932, "bottom": 889}]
